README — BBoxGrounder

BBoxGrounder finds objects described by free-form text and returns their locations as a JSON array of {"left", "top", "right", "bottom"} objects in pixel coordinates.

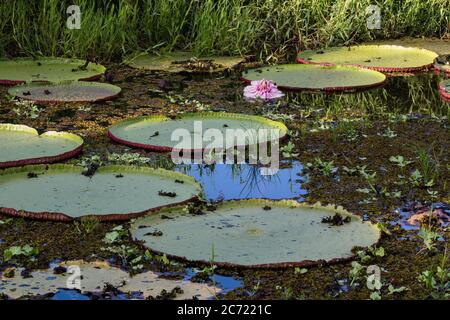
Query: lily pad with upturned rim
[
  {"left": 108, "top": 112, "right": 288, "bottom": 152},
  {"left": 8, "top": 81, "right": 121, "bottom": 104},
  {"left": 0, "top": 164, "right": 202, "bottom": 221},
  {"left": 0, "top": 260, "right": 216, "bottom": 299},
  {"left": 0, "top": 57, "right": 106, "bottom": 85},
  {"left": 124, "top": 51, "right": 245, "bottom": 73},
  {"left": 131, "top": 199, "right": 381, "bottom": 268},
  {"left": 439, "top": 79, "right": 450, "bottom": 102},
  {"left": 241, "top": 64, "right": 386, "bottom": 92},
  {"left": 0, "top": 124, "right": 83, "bottom": 168},
  {"left": 297, "top": 45, "right": 438, "bottom": 72},
  {"left": 434, "top": 55, "right": 450, "bottom": 76}
]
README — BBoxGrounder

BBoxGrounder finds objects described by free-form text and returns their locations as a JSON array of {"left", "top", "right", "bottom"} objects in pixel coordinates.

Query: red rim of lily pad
[
  {"left": 8, "top": 81, "right": 121, "bottom": 105},
  {"left": 434, "top": 56, "right": 450, "bottom": 77},
  {"left": 439, "top": 79, "right": 450, "bottom": 102},
  {"left": 108, "top": 112, "right": 288, "bottom": 153},
  {"left": 0, "top": 165, "right": 202, "bottom": 222},
  {"left": 240, "top": 64, "right": 387, "bottom": 93},
  {"left": 296, "top": 45, "right": 438, "bottom": 73},
  {"left": 0, "top": 124, "right": 84, "bottom": 169}
]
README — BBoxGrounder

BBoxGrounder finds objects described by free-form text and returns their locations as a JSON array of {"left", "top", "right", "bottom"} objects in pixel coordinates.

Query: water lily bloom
[{"left": 244, "top": 79, "right": 284, "bottom": 101}]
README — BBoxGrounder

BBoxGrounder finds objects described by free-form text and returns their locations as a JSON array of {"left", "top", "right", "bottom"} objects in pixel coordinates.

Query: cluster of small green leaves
[{"left": 3, "top": 245, "right": 39, "bottom": 262}]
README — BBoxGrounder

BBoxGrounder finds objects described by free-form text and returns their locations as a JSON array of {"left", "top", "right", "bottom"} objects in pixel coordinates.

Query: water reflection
[
  {"left": 284, "top": 73, "right": 448, "bottom": 116},
  {"left": 175, "top": 161, "right": 307, "bottom": 201}
]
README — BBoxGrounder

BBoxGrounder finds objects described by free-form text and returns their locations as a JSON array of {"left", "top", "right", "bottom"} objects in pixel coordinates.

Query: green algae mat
[
  {"left": 8, "top": 81, "right": 121, "bottom": 104},
  {"left": 242, "top": 64, "right": 386, "bottom": 92},
  {"left": 0, "top": 124, "right": 83, "bottom": 168},
  {"left": 0, "top": 58, "right": 106, "bottom": 85},
  {"left": 108, "top": 112, "right": 288, "bottom": 152},
  {"left": 439, "top": 79, "right": 450, "bottom": 102},
  {"left": 131, "top": 200, "right": 381, "bottom": 268},
  {"left": 297, "top": 45, "right": 438, "bottom": 72},
  {"left": 125, "top": 51, "right": 244, "bottom": 73},
  {"left": 0, "top": 165, "right": 201, "bottom": 221}
]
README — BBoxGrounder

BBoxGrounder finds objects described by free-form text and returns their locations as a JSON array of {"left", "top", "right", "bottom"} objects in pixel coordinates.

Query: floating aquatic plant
[
  {"left": 242, "top": 64, "right": 386, "bottom": 92},
  {"left": 0, "top": 58, "right": 106, "bottom": 85},
  {"left": 0, "top": 261, "right": 216, "bottom": 300},
  {"left": 0, "top": 164, "right": 202, "bottom": 221},
  {"left": 108, "top": 112, "right": 287, "bottom": 152},
  {"left": 243, "top": 79, "right": 284, "bottom": 101},
  {"left": 131, "top": 199, "right": 380, "bottom": 268},
  {"left": 0, "top": 124, "right": 83, "bottom": 168},
  {"left": 8, "top": 81, "right": 121, "bottom": 104},
  {"left": 124, "top": 51, "right": 244, "bottom": 73},
  {"left": 297, "top": 45, "right": 438, "bottom": 72}
]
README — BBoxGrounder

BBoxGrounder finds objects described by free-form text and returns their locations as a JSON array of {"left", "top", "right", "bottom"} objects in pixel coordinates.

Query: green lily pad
[
  {"left": 297, "top": 45, "right": 438, "bottom": 72},
  {"left": 124, "top": 51, "right": 244, "bottom": 73},
  {"left": 8, "top": 81, "right": 121, "bottom": 104},
  {"left": 131, "top": 200, "right": 381, "bottom": 268},
  {"left": 439, "top": 79, "right": 450, "bottom": 102},
  {"left": 0, "top": 58, "right": 106, "bottom": 85},
  {"left": 242, "top": 64, "right": 386, "bottom": 92},
  {"left": 372, "top": 38, "right": 450, "bottom": 55},
  {"left": 108, "top": 112, "right": 288, "bottom": 152},
  {"left": 0, "top": 124, "right": 83, "bottom": 168},
  {"left": 0, "top": 165, "right": 202, "bottom": 221},
  {"left": 0, "top": 261, "right": 216, "bottom": 299}
]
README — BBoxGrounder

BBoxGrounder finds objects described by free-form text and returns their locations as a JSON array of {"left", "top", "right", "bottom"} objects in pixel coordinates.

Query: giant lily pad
[
  {"left": 108, "top": 112, "right": 288, "bottom": 152},
  {"left": 297, "top": 45, "right": 438, "bottom": 72},
  {"left": 125, "top": 51, "right": 244, "bottom": 73},
  {"left": 0, "top": 124, "right": 83, "bottom": 168},
  {"left": 372, "top": 38, "right": 450, "bottom": 55},
  {"left": 439, "top": 79, "right": 450, "bottom": 102},
  {"left": 131, "top": 200, "right": 381, "bottom": 268},
  {"left": 8, "top": 81, "right": 121, "bottom": 104},
  {"left": 0, "top": 58, "right": 106, "bottom": 85},
  {"left": 0, "top": 165, "right": 201, "bottom": 221},
  {"left": 0, "top": 261, "right": 216, "bottom": 299},
  {"left": 242, "top": 64, "right": 386, "bottom": 92}
]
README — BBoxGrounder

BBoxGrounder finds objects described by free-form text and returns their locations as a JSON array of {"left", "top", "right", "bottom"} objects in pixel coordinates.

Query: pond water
[{"left": 175, "top": 161, "right": 308, "bottom": 201}]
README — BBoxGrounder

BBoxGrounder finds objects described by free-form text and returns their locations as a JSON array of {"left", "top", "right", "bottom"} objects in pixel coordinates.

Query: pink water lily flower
[{"left": 244, "top": 79, "right": 284, "bottom": 101}]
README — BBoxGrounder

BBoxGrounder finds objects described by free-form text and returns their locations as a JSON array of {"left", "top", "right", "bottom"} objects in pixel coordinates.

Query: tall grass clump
[{"left": 0, "top": 0, "right": 448, "bottom": 61}]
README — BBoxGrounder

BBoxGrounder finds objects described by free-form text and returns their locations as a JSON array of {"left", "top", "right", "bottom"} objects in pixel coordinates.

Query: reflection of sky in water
[
  {"left": 185, "top": 268, "right": 243, "bottom": 293},
  {"left": 175, "top": 161, "right": 308, "bottom": 201}
]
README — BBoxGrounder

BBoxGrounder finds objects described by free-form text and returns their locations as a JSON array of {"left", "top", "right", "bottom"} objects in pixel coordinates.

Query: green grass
[{"left": 0, "top": 0, "right": 448, "bottom": 61}]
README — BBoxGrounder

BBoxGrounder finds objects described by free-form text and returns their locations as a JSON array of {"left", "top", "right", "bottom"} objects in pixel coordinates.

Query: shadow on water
[{"left": 175, "top": 160, "right": 308, "bottom": 202}]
